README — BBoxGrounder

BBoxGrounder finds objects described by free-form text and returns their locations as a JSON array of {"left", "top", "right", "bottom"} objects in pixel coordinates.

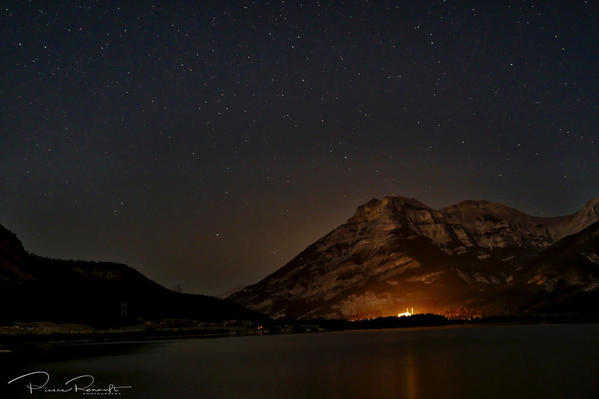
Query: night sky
[{"left": 1, "top": 1, "right": 598, "bottom": 296}]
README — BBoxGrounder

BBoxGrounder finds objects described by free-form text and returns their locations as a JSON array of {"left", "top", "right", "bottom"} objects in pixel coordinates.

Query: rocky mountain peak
[
  {"left": 349, "top": 196, "right": 430, "bottom": 223},
  {"left": 549, "top": 196, "right": 599, "bottom": 240},
  {"left": 230, "top": 195, "right": 599, "bottom": 320},
  {"left": 583, "top": 197, "right": 599, "bottom": 215},
  {"left": 452, "top": 199, "right": 492, "bottom": 207},
  {"left": 440, "top": 200, "right": 544, "bottom": 231}
]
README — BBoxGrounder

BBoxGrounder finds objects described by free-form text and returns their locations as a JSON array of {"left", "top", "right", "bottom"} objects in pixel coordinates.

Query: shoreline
[{"left": 1, "top": 315, "right": 598, "bottom": 349}]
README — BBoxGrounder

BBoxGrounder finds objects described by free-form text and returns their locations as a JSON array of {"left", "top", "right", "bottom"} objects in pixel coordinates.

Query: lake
[{"left": 3, "top": 323, "right": 599, "bottom": 398}]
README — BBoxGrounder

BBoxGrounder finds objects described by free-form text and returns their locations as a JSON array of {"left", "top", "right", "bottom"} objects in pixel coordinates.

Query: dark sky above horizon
[{"left": 1, "top": 1, "right": 598, "bottom": 296}]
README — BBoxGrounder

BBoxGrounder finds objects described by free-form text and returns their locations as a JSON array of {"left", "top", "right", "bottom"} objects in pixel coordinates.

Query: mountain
[
  {"left": 0, "top": 224, "right": 264, "bottom": 325},
  {"left": 507, "top": 221, "right": 599, "bottom": 315},
  {"left": 228, "top": 196, "right": 599, "bottom": 319}
]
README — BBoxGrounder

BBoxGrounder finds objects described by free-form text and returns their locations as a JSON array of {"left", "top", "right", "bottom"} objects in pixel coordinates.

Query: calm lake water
[{"left": 3, "top": 323, "right": 599, "bottom": 398}]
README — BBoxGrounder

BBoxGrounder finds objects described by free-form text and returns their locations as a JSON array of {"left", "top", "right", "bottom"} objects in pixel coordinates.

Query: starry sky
[{"left": 1, "top": 1, "right": 598, "bottom": 296}]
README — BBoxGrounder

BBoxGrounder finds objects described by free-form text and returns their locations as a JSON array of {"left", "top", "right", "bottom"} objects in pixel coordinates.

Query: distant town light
[{"left": 397, "top": 307, "right": 414, "bottom": 317}]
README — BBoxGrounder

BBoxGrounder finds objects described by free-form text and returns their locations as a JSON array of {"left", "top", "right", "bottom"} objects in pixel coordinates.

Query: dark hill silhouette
[{"left": 0, "top": 225, "right": 265, "bottom": 325}]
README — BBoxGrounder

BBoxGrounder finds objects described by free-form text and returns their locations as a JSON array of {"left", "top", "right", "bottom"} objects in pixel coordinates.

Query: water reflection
[{"left": 3, "top": 324, "right": 599, "bottom": 398}]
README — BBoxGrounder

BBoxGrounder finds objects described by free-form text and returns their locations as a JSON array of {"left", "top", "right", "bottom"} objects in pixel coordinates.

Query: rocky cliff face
[
  {"left": 511, "top": 221, "right": 599, "bottom": 308},
  {"left": 229, "top": 196, "right": 599, "bottom": 319},
  {"left": 349, "top": 196, "right": 596, "bottom": 254}
]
